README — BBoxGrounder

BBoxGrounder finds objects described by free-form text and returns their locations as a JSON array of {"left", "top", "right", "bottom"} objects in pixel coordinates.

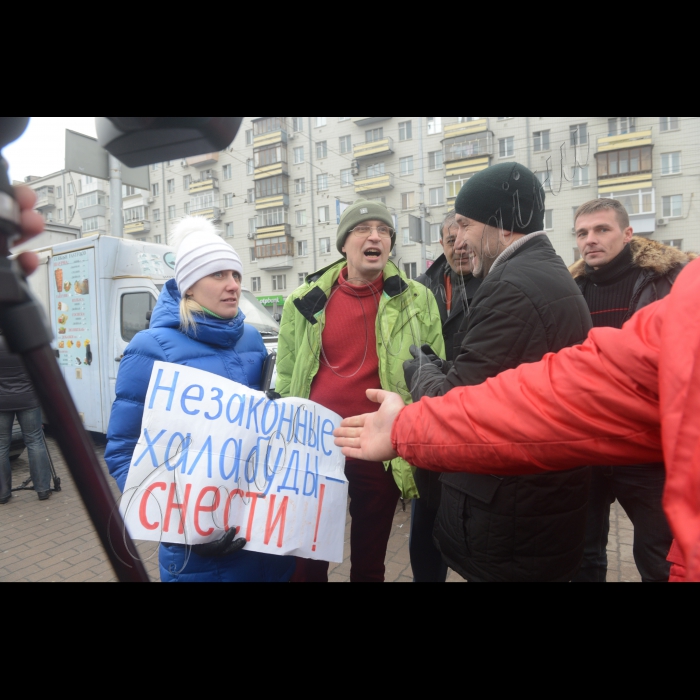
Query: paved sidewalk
[{"left": 0, "top": 437, "right": 642, "bottom": 583}]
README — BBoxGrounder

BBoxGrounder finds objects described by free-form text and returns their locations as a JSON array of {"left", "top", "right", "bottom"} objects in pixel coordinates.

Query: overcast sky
[{"left": 4, "top": 117, "right": 96, "bottom": 182}]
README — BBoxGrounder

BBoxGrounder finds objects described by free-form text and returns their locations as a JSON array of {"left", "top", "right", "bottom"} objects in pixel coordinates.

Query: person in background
[
  {"left": 105, "top": 216, "right": 296, "bottom": 583},
  {"left": 276, "top": 199, "right": 444, "bottom": 583},
  {"left": 570, "top": 198, "right": 694, "bottom": 583},
  {"left": 0, "top": 334, "right": 53, "bottom": 503},
  {"left": 410, "top": 211, "right": 481, "bottom": 582}
]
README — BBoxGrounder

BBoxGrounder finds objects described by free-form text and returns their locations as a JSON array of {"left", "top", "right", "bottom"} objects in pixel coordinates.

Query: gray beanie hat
[
  {"left": 455, "top": 163, "right": 546, "bottom": 235},
  {"left": 337, "top": 199, "right": 396, "bottom": 255}
]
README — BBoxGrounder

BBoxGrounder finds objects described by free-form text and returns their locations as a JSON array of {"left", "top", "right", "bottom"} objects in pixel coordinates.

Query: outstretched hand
[
  {"left": 12, "top": 186, "right": 45, "bottom": 276},
  {"left": 334, "top": 389, "right": 405, "bottom": 463}
]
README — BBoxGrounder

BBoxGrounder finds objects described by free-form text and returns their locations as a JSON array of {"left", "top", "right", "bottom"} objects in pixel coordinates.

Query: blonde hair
[{"left": 180, "top": 296, "right": 205, "bottom": 335}]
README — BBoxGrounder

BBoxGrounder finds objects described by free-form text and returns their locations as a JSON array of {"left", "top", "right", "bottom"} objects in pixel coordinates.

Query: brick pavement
[{"left": 0, "top": 437, "right": 642, "bottom": 583}]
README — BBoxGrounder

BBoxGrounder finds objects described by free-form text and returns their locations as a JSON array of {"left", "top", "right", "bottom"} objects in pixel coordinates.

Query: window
[
  {"left": 316, "top": 141, "right": 328, "bottom": 159},
  {"left": 399, "top": 121, "right": 413, "bottom": 141},
  {"left": 295, "top": 178, "right": 306, "bottom": 195},
  {"left": 317, "top": 174, "right": 329, "bottom": 191},
  {"left": 533, "top": 130, "right": 550, "bottom": 152},
  {"left": 544, "top": 210, "right": 554, "bottom": 230},
  {"left": 320, "top": 238, "right": 331, "bottom": 254},
  {"left": 429, "top": 187, "right": 445, "bottom": 206},
  {"left": 298, "top": 273, "right": 307, "bottom": 286},
  {"left": 297, "top": 240, "right": 308, "bottom": 256},
  {"left": 296, "top": 210, "right": 307, "bottom": 226},
  {"left": 341, "top": 169, "right": 354, "bottom": 187},
  {"left": 400, "top": 156, "right": 414, "bottom": 176},
  {"left": 597, "top": 147, "right": 652, "bottom": 179},
  {"left": 167, "top": 179, "right": 175, "bottom": 194},
  {"left": 663, "top": 195, "right": 683, "bottom": 218},
  {"left": 184, "top": 175, "right": 192, "bottom": 190},
  {"left": 318, "top": 206, "right": 330, "bottom": 223},
  {"left": 427, "top": 117, "right": 442, "bottom": 135},
  {"left": 223, "top": 164, "right": 232, "bottom": 180},
  {"left": 224, "top": 223, "right": 234, "bottom": 237},
  {"left": 339, "top": 135, "right": 352, "bottom": 154},
  {"left": 570, "top": 124, "right": 588, "bottom": 147},
  {"left": 153, "top": 209, "right": 161, "bottom": 222},
  {"left": 121, "top": 293, "right": 157, "bottom": 343},
  {"left": 572, "top": 166, "right": 589, "bottom": 188},
  {"left": 272, "top": 275, "right": 287, "bottom": 291},
  {"left": 402, "top": 192, "right": 415, "bottom": 210},
  {"left": 429, "top": 150, "right": 443, "bottom": 170},
  {"left": 660, "top": 117, "right": 679, "bottom": 132},
  {"left": 663, "top": 239, "right": 683, "bottom": 249},
  {"left": 430, "top": 224, "right": 441, "bottom": 244},
  {"left": 499, "top": 137, "right": 515, "bottom": 158},
  {"left": 224, "top": 193, "right": 234, "bottom": 207},
  {"left": 168, "top": 206, "right": 177, "bottom": 219},
  {"left": 608, "top": 117, "right": 636, "bottom": 136},
  {"left": 152, "top": 183, "right": 160, "bottom": 197},
  {"left": 251, "top": 277, "right": 262, "bottom": 292},
  {"left": 661, "top": 152, "right": 681, "bottom": 175},
  {"left": 294, "top": 147, "right": 305, "bottom": 164},
  {"left": 404, "top": 262, "right": 418, "bottom": 279},
  {"left": 366, "top": 128, "right": 384, "bottom": 143}
]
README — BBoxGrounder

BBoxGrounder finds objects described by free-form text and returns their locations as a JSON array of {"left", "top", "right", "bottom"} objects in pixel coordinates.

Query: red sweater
[{"left": 309, "top": 267, "right": 383, "bottom": 420}]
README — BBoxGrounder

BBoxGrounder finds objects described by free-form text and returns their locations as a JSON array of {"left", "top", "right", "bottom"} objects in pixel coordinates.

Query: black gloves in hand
[
  {"left": 193, "top": 528, "right": 247, "bottom": 558},
  {"left": 266, "top": 390, "right": 282, "bottom": 401},
  {"left": 403, "top": 345, "right": 449, "bottom": 402}
]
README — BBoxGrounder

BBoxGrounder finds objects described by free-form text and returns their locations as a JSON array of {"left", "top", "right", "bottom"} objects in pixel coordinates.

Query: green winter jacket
[{"left": 277, "top": 259, "right": 445, "bottom": 499}]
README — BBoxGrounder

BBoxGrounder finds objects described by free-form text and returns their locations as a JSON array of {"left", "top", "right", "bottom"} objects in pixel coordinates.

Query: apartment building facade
[{"left": 24, "top": 117, "right": 699, "bottom": 308}]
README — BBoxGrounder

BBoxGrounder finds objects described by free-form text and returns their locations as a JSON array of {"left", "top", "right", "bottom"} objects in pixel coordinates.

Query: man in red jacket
[{"left": 334, "top": 258, "right": 700, "bottom": 582}]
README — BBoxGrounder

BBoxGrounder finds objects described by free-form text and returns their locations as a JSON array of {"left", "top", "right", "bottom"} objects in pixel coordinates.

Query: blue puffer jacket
[{"left": 105, "top": 279, "right": 296, "bottom": 583}]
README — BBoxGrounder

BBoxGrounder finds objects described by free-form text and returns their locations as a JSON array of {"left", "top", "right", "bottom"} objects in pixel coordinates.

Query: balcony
[
  {"left": 354, "top": 173, "right": 394, "bottom": 194},
  {"left": 255, "top": 193, "right": 290, "bottom": 210},
  {"left": 186, "top": 152, "right": 219, "bottom": 168},
  {"left": 125, "top": 220, "right": 152, "bottom": 236},
  {"left": 254, "top": 161, "right": 288, "bottom": 180},
  {"left": 443, "top": 119, "right": 489, "bottom": 140},
  {"left": 353, "top": 117, "right": 392, "bottom": 126},
  {"left": 189, "top": 174, "right": 220, "bottom": 194},
  {"left": 597, "top": 129, "right": 652, "bottom": 153},
  {"left": 256, "top": 223, "right": 291, "bottom": 239},
  {"left": 353, "top": 137, "right": 394, "bottom": 160},
  {"left": 254, "top": 130, "right": 287, "bottom": 148},
  {"left": 189, "top": 206, "right": 222, "bottom": 222},
  {"left": 255, "top": 233, "right": 294, "bottom": 271},
  {"left": 34, "top": 187, "right": 56, "bottom": 210}
]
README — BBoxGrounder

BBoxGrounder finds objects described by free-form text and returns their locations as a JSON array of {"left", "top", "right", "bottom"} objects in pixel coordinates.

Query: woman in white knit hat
[{"left": 105, "top": 216, "right": 296, "bottom": 583}]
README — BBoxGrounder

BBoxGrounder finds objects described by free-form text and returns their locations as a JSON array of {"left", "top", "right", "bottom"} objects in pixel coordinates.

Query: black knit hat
[{"left": 455, "top": 163, "right": 546, "bottom": 235}]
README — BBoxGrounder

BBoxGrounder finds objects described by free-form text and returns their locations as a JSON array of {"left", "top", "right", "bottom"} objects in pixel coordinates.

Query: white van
[{"left": 28, "top": 235, "right": 279, "bottom": 434}]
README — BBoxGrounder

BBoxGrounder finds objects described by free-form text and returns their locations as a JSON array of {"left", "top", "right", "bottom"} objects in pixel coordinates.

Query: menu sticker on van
[{"left": 52, "top": 250, "right": 95, "bottom": 370}]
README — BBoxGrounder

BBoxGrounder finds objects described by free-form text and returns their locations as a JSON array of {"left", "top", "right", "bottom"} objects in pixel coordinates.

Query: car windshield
[{"left": 239, "top": 290, "right": 280, "bottom": 336}]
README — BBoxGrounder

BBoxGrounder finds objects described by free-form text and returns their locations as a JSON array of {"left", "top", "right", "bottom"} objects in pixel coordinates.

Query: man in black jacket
[
  {"left": 411, "top": 212, "right": 481, "bottom": 582},
  {"left": 404, "top": 163, "right": 593, "bottom": 582},
  {"left": 569, "top": 198, "right": 695, "bottom": 582},
  {"left": 0, "top": 336, "right": 52, "bottom": 503}
]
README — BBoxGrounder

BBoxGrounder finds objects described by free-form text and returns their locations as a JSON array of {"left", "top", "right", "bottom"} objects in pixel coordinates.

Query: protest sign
[{"left": 120, "top": 362, "right": 348, "bottom": 563}]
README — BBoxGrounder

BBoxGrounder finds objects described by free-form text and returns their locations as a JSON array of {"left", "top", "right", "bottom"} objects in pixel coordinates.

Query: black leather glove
[
  {"left": 403, "top": 345, "right": 449, "bottom": 402},
  {"left": 193, "top": 529, "right": 247, "bottom": 558},
  {"left": 266, "top": 390, "right": 282, "bottom": 401}
]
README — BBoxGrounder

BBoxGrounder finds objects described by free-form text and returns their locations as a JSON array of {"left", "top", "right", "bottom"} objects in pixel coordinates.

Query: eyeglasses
[{"left": 350, "top": 225, "right": 395, "bottom": 240}]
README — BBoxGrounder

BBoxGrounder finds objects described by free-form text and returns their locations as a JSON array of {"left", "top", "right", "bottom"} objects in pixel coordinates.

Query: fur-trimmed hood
[{"left": 570, "top": 237, "right": 697, "bottom": 280}]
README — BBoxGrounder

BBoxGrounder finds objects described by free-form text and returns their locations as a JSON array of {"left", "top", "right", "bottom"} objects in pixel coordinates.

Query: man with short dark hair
[
  {"left": 410, "top": 211, "right": 481, "bottom": 582},
  {"left": 570, "top": 198, "right": 695, "bottom": 583}
]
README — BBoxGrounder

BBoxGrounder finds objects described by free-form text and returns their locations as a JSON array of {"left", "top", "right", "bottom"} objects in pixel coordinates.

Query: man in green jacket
[{"left": 277, "top": 199, "right": 445, "bottom": 583}]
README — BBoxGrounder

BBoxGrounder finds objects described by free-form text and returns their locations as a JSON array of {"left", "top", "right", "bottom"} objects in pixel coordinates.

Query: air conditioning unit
[
  {"left": 288, "top": 133, "right": 295, "bottom": 140},
  {"left": 657, "top": 218, "right": 669, "bottom": 226},
  {"left": 247, "top": 233, "right": 255, "bottom": 240},
  {"left": 181, "top": 160, "right": 188, "bottom": 168},
  {"left": 147, "top": 197, "right": 155, "bottom": 204}
]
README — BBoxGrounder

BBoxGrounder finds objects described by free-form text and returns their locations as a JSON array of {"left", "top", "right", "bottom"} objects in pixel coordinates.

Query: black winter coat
[
  {"left": 410, "top": 234, "right": 593, "bottom": 582},
  {"left": 415, "top": 255, "right": 481, "bottom": 510},
  {"left": 0, "top": 337, "right": 39, "bottom": 413}
]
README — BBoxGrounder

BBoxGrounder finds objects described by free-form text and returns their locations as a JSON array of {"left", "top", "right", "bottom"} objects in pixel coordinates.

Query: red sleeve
[{"left": 391, "top": 297, "right": 665, "bottom": 475}]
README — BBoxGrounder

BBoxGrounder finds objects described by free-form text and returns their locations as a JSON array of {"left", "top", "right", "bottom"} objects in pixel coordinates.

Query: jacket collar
[
  {"left": 570, "top": 237, "right": 697, "bottom": 281},
  {"left": 489, "top": 231, "right": 549, "bottom": 275},
  {"left": 150, "top": 279, "right": 247, "bottom": 348},
  {"left": 295, "top": 259, "right": 409, "bottom": 325}
]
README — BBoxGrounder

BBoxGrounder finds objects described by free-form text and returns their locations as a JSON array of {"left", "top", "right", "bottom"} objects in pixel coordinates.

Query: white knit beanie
[{"left": 172, "top": 216, "right": 244, "bottom": 294}]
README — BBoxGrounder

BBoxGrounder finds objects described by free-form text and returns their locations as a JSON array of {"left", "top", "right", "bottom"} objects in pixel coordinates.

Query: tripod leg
[{"left": 42, "top": 431, "right": 61, "bottom": 492}]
